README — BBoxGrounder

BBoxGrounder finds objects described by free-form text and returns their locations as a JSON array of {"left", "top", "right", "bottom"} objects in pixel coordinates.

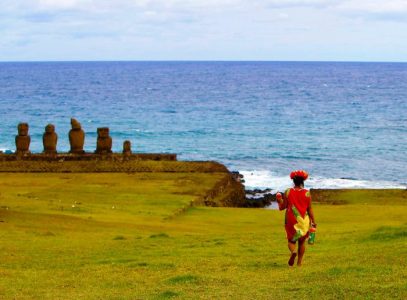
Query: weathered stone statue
[
  {"left": 95, "top": 127, "right": 112, "bottom": 154},
  {"left": 15, "top": 123, "right": 31, "bottom": 154},
  {"left": 123, "top": 140, "right": 132, "bottom": 155},
  {"left": 43, "top": 124, "right": 58, "bottom": 154},
  {"left": 69, "top": 118, "right": 85, "bottom": 154}
]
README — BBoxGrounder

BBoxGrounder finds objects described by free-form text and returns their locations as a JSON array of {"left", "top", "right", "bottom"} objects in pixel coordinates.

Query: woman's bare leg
[
  {"left": 297, "top": 239, "right": 306, "bottom": 266},
  {"left": 288, "top": 241, "right": 297, "bottom": 266}
]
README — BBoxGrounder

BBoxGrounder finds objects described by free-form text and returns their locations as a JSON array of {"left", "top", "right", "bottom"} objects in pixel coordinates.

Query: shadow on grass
[
  {"left": 150, "top": 233, "right": 170, "bottom": 238},
  {"left": 326, "top": 266, "right": 365, "bottom": 276},
  {"left": 246, "top": 261, "right": 286, "bottom": 269},
  {"left": 368, "top": 225, "right": 407, "bottom": 241},
  {"left": 96, "top": 258, "right": 143, "bottom": 265},
  {"left": 156, "top": 290, "right": 180, "bottom": 299},
  {"left": 166, "top": 274, "right": 199, "bottom": 285}
]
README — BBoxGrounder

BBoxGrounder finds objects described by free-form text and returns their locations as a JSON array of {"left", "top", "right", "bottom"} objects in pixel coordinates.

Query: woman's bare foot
[{"left": 288, "top": 252, "right": 297, "bottom": 266}]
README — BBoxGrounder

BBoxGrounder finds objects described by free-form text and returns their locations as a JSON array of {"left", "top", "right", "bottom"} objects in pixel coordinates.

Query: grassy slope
[{"left": 0, "top": 173, "right": 406, "bottom": 299}]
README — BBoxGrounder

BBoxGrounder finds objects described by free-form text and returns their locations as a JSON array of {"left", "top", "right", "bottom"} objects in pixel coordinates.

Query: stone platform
[{"left": 0, "top": 153, "right": 231, "bottom": 173}]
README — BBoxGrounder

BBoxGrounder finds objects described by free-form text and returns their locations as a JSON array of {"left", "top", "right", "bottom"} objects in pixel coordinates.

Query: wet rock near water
[
  {"left": 245, "top": 189, "right": 277, "bottom": 208},
  {"left": 234, "top": 171, "right": 278, "bottom": 208}
]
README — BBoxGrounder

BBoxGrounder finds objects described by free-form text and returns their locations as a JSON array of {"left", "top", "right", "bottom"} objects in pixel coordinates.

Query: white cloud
[
  {"left": 338, "top": 0, "right": 407, "bottom": 13},
  {"left": 334, "top": 0, "right": 407, "bottom": 21},
  {"left": 4, "top": 1, "right": 407, "bottom": 17},
  {"left": 37, "top": 0, "right": 90, "bottom": 9},
  {"left": 262, "top": 0, "right": 333, "bottom": 8},
  {"left": 30, "top": 0, "right": 244, "bottom": 12},
  {"left": 1, "top": 0, "right": 407, "bottom": 61}
]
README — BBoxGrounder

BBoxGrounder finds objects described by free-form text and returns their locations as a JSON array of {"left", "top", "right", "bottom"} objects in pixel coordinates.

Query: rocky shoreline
[
  {"left": 245, "top": 188, "right": 276, "bottom": 208},
  {"left": 234, "top": 170, "right": 407, "bottom": 208},
  {"left": 232, "top": 171, "right": 278, "bottom": 208}
]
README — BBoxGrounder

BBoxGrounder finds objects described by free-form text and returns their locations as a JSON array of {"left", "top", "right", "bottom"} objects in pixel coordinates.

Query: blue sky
[{"left": 1, "top": 0, "right": 407, "bottom": 61}]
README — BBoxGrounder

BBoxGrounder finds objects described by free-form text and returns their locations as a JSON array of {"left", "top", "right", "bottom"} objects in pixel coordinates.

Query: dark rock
[{"left": 244, "top": 188, "right": 277, "bottom": 208}]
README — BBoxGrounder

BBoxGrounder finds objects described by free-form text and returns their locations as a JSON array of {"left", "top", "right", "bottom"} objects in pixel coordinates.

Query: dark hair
[{"left": 293, "top": 177, "right": 304, "bottom": 187}]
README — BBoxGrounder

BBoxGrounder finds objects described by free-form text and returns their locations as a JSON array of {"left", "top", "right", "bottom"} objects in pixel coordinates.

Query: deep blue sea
[{"left": 0, "top": 61, "right": 406, "bottom": 189}]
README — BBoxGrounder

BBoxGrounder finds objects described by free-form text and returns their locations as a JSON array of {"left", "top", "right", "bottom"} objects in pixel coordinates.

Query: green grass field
[{"left": 0, "top": 173, "right": 406, "bottom": 299}]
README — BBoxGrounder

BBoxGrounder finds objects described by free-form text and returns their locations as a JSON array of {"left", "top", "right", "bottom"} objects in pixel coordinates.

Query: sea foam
[{"left": 240, "top": 170, "right": 406, "bottom": 191}]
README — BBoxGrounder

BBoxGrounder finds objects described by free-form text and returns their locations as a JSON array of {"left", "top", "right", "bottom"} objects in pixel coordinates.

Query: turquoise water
[{"left": 0, "top": 61, "right": 406, "bottom": 189}]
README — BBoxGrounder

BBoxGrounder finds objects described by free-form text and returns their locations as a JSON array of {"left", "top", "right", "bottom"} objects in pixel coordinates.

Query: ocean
[{"left": 0, "top": 61, "right": 406, "bottom": 190}]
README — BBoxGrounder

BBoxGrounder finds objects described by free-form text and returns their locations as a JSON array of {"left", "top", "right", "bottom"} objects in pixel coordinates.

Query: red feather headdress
[{"left": 290, "top": 170, "right": 309, "bottom": 180}]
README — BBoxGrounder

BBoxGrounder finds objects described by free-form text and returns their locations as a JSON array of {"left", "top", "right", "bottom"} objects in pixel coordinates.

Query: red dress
[{"left": 279, "top": 188, "right": 311, "bottom": 242}]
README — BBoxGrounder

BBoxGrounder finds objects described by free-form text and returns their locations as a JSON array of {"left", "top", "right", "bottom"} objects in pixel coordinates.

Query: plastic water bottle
[{"left": 308, "top": 226, "right": 316, "bottom": 245}]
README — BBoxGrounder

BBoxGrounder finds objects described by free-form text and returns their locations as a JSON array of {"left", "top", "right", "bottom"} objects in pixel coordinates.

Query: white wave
[
  {"left": 265, "top": 202, "right": 279, "bottom": 210},
  {"left": 240, "top": 170, "right": 406, "bottom": 191}
]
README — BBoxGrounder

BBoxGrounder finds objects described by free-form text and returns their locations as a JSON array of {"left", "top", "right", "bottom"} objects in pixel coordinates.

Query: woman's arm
[
  {"left": 276, "top": 191, "right": 287, "bottom": 210},
  {"left": 308, "top": 202, "right": 316, "bottom": 226},
  {"left": 306, "top": 191, "right": 316, "bottom": 225}
]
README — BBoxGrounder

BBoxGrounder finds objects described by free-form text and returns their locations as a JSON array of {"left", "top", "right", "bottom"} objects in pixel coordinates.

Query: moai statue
[
  {"left": 43, "top": 124, "right": 58, "bottom": 154},
  {"left": 69, "top": 118, "right": 85, "bottom": 154},
  {"left": 123, "top": 140, "right": 132, "bottom": 155},
  {"left": 95, "top": 127, "right": 112, "bottom": 154},
  {"left": 15, "top": 123, "right": 31, "bottom": 154}
]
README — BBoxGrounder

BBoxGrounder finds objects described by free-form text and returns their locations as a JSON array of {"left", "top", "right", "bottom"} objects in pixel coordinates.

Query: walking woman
[{"left": 276, "top": 170, "right": 316, "bottom": 266}]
